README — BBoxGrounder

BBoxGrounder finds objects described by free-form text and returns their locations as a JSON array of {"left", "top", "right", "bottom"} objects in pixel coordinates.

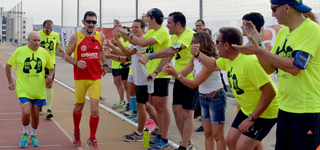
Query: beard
[{"left": 87, "top": 26, "right": 94, "bottom": 34}]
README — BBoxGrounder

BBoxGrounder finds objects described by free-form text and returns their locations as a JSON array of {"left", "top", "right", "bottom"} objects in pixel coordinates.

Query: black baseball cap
[
  {"left": 146, "top": 8, "right": 164, "bottom": 21},
  {"left": 271, "top": 0, "right": 311, "bottom": 13}
]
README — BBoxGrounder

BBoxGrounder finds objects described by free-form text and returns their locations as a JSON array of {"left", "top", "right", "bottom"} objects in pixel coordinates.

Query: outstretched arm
[{"left": 162, "top": 62, "right": 212, "bottom": 89}]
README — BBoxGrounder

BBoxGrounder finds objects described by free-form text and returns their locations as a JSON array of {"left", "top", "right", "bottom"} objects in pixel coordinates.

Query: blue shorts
[
  {"left": 19, "top": 97, "right": 46, "bottom": 107},
  {"left": 200, "top": 90, "right": 227, "bottom": 124}
]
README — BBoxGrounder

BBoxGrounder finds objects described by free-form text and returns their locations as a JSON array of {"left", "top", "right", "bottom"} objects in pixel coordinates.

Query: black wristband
[
  {"left": 103, "top": 64, "right": 109, "bottom": 68},
  {"left": 75, "top": 61, "right": 78, "bottom": 66},
  {"left": 118, "top": 56, "right": 120, "bottom": 60},
  {"left": 131, "top": 34, "right": 134, "bottom": 40},
  {"left": 154, "top": 71, "right": 158, "bottom": 75},
  {"left": 127, "top": 32, "right": 130, "bottom": 36},
  {"left": 195, "top": 52, "right": 200, "bottom": 58}
]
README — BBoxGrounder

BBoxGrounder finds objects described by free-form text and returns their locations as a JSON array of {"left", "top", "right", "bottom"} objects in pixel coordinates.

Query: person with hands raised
[
  {"left": 233, "top": 1, "right": 320, "bottom": 149},
  {"left": 139, "top": 12, "right": 198, "bottom": 150},
  {"left": 192, "top": 27, "right": 279, "bottom": 150},
  {"left": 163, "top": 32, "right": 227, "bottom": 150}
]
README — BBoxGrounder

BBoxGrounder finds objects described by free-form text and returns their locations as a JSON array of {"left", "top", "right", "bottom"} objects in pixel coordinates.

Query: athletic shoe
[
  {"left": 100, "top": 96, "right": 106, "bottom": 101},
  {"left": 187, "top": 141, "right": 196, "bottom": 150},
  {"left": 124, "top": 109, "right": 133, "bottom": 116},
  {"left": 87, "top": 138, "right": 100, "bottom": 150},
  {"left": 73, "top": 132, "right": 81, "bottom": 147},
  {"left": 145, "top": 120, "right": 155, "bottom": 129},
  {"left": 145, "top": 119, "right": 152, "bottom": 125},
  {"left": 39, "top": 107, "right": 44, "bottom": 115},
  {"left": 150, "top": 127, "right": 159, "bottom": 138},
  {"left": 126, "top": 113, "right": 137, "bottom": 120},
  {"left": 46, "top": 109, "right": 54, "bottom": 119},
  {"left": 112, "top": 101, "right": 126, "bottom": 109},
  {"left": 132, "top": 116, "right": 138, "bottom": 123},
  {"left": 148, "top": 141, "right": 170, "bottom": 150},
  {"left": 30, "top": 135, "right": 39, "bottom": 147},
  {"left": 149, "top": 135, "right": 160, "bottom": 146},
  {"left": 19, "top": 133, "right": 29, "bottom": 147},
  {"left": 119, "top": 108, "right": 127, "bottom": 113},
  {"left": 123, "top": 131, "right": 144, "bottom": 142}
]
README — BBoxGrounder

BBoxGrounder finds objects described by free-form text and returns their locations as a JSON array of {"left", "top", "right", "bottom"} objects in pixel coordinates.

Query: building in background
[{"left": 22, "top": 17, "right": 33, "bottom": 41}]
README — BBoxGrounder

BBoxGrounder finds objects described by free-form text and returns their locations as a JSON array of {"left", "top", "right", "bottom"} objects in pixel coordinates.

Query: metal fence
[{"left": 62, "top": 0, "right": 320, "bottom": 28}]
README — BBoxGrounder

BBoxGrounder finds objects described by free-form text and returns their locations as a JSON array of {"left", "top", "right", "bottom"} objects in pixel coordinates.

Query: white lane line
[
  {"left": 0, "top": 144, "right": 61, "bottom": 148},
  {"left": 0, "top": 57, "right": 83, "bottom": 150}
]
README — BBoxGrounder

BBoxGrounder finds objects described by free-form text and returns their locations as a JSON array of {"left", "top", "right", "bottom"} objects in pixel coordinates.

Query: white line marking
[{"left": 0, "top": 144, "right": 61, "bottom": 148}]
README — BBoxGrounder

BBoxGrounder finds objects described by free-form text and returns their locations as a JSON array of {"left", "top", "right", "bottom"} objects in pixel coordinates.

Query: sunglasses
[
  {"left": 85, "top": 20, "right": 97, "bottom": 24},
  {"left": 271, "top": 4, "right": 283, "bottom": 12},
  {"left": 216, "top": 40, "right": 226, "bottom": 45},
  {"left": 44, "top": 28, "right": 53, "bottom": 32}
]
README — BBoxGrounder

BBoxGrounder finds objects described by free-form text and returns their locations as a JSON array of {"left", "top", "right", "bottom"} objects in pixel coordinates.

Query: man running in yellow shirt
[
  {"left": 6, "top": 31, "right": 54, "bottom": 147},
  {"left": 38, "top": 20, "right": 61, "bottom": 119}
]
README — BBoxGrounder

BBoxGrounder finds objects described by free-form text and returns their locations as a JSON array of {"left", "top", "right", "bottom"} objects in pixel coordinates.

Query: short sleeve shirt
[
  {"left": 143, "top": 26, "right": 171, "bottom": 78},
  {"left": 216, "top": 54, "right": 279, "bottom": 118},
  {"left": 271, "top": 18, "right": 320, "bottom": 113},
  {"left": 171, "top": 27, "right": 195, "bottom": 80},
  {"left": 38, "top": 30, "right": 60, "bottom": 64},
  {"left": 7, "top": 45, "right": 54, "bottom": 99}
]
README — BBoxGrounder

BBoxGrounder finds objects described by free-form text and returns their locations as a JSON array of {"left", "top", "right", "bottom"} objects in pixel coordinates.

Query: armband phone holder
[{"left": 293, "top": 51, "right": 311, "bottom": 70}]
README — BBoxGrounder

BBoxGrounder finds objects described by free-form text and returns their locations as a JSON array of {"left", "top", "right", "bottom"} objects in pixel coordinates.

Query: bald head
[
  {"left": 28, "top": 31, "right": 40, "bottom": 39},
  {"left": 27, "top": 31, "right": 41, "bottom": 51}
]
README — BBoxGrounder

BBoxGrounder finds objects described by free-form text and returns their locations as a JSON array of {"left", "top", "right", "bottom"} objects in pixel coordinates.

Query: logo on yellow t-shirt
[{"left": 23, "top": 53, "right": 43, "bottom": 74}]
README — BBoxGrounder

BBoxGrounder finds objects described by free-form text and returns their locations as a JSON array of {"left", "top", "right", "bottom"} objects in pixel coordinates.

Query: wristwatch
[
  {"left": 248, "top": 115, "right": 256, "bottom": 121},
  {"left": 149, "top": 53, "right": 154, "bottom": 60}
]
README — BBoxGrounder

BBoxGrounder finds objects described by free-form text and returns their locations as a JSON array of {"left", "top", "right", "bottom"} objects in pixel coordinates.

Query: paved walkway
[{"left": 0, "top": 43, "right": 276, "bottom": 150}]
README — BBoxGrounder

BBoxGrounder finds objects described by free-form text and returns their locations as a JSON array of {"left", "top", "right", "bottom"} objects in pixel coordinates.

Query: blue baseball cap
[
  {"left": 271, "top": 0, "right": 311, "bottom": 13},
  {"left": 146, "top": 8, "right": 164, "bottom": 21}
]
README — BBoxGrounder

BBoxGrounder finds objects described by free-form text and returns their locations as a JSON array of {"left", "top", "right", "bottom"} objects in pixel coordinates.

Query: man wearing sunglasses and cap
[
  {"left": 38, "top": 20, "right": 62, "bottom": 119},
  {"left": 114, "top": 8, "right": 172, "bottom": 150},
  {"left": 233, "top": 0, "right": 320, "bottom": 150},
  {"left": 65, "top": 11, "right": 108, "bottom": 150}
]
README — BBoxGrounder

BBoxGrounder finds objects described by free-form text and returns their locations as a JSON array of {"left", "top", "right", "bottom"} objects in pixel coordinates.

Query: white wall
[{"left": 23, "top": 17, "right": 33, "bottom": 41}]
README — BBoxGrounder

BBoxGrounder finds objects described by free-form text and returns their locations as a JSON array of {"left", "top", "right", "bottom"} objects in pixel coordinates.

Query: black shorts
[
  {"left": 275, "top": 109, "right": 320, "bottom": 150},
  {"left": 151, "top": 78, "right": 170, "bottom": 97},
  {"left": 135, "top": 85, "right": 149, "bottom": 104},
  {"left": 172, "top": 79, "right": 198, "bottom": 110},
  {"left": 45, "top": 64, "right": 55, "bottom": 80},
  {"left": 112, "top": 69, "right": 121, "bottom": 77},
  {"left": 120, "top": 67, "right": 129, "bottom": 80},
  {"left": 231, "top": 110, "right": 277, "bottom": 141}
]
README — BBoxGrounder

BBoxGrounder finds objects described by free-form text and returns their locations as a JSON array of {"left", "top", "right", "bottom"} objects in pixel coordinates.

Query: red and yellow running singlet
[{"left": 74, "top": 31, "right": 102, "bottom": 80}]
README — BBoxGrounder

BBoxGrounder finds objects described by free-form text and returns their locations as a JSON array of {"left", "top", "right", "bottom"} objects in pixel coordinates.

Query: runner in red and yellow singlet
[{"left": 64, "top": 11, "right": 108, "bottom": 150}]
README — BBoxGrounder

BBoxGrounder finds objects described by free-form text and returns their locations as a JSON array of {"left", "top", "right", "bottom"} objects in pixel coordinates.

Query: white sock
[
  {"left": 31, "top": 127, "right": 37, "bottom": 136},
  {"left": 22, "top": 125, "right": 29, "bottom": 134},
  {"left": 135, "top": 131, "right": 142, "bottom": 135}
]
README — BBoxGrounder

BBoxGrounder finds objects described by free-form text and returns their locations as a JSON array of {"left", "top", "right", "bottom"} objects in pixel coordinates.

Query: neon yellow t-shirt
[
  {"left": 143, "top": 26, "right": 171, "bottom": 79},
  {"left": 271, "top": 18, "right": 320, "bottom": 113},
  {"left": 7, "top": 45, "right": 54, "bottom": 99},
  {"left": 171, "top": 27, "right": 194, "bottom": 80},
  {"left": 38, "top": 30, "right": 60, "bottom": 64},
  {"left": 216, "top": 53, "right": 279, "bottom": 118},
  {"left": 111, "top": 37, "right": 130, "bottom": 69}
]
